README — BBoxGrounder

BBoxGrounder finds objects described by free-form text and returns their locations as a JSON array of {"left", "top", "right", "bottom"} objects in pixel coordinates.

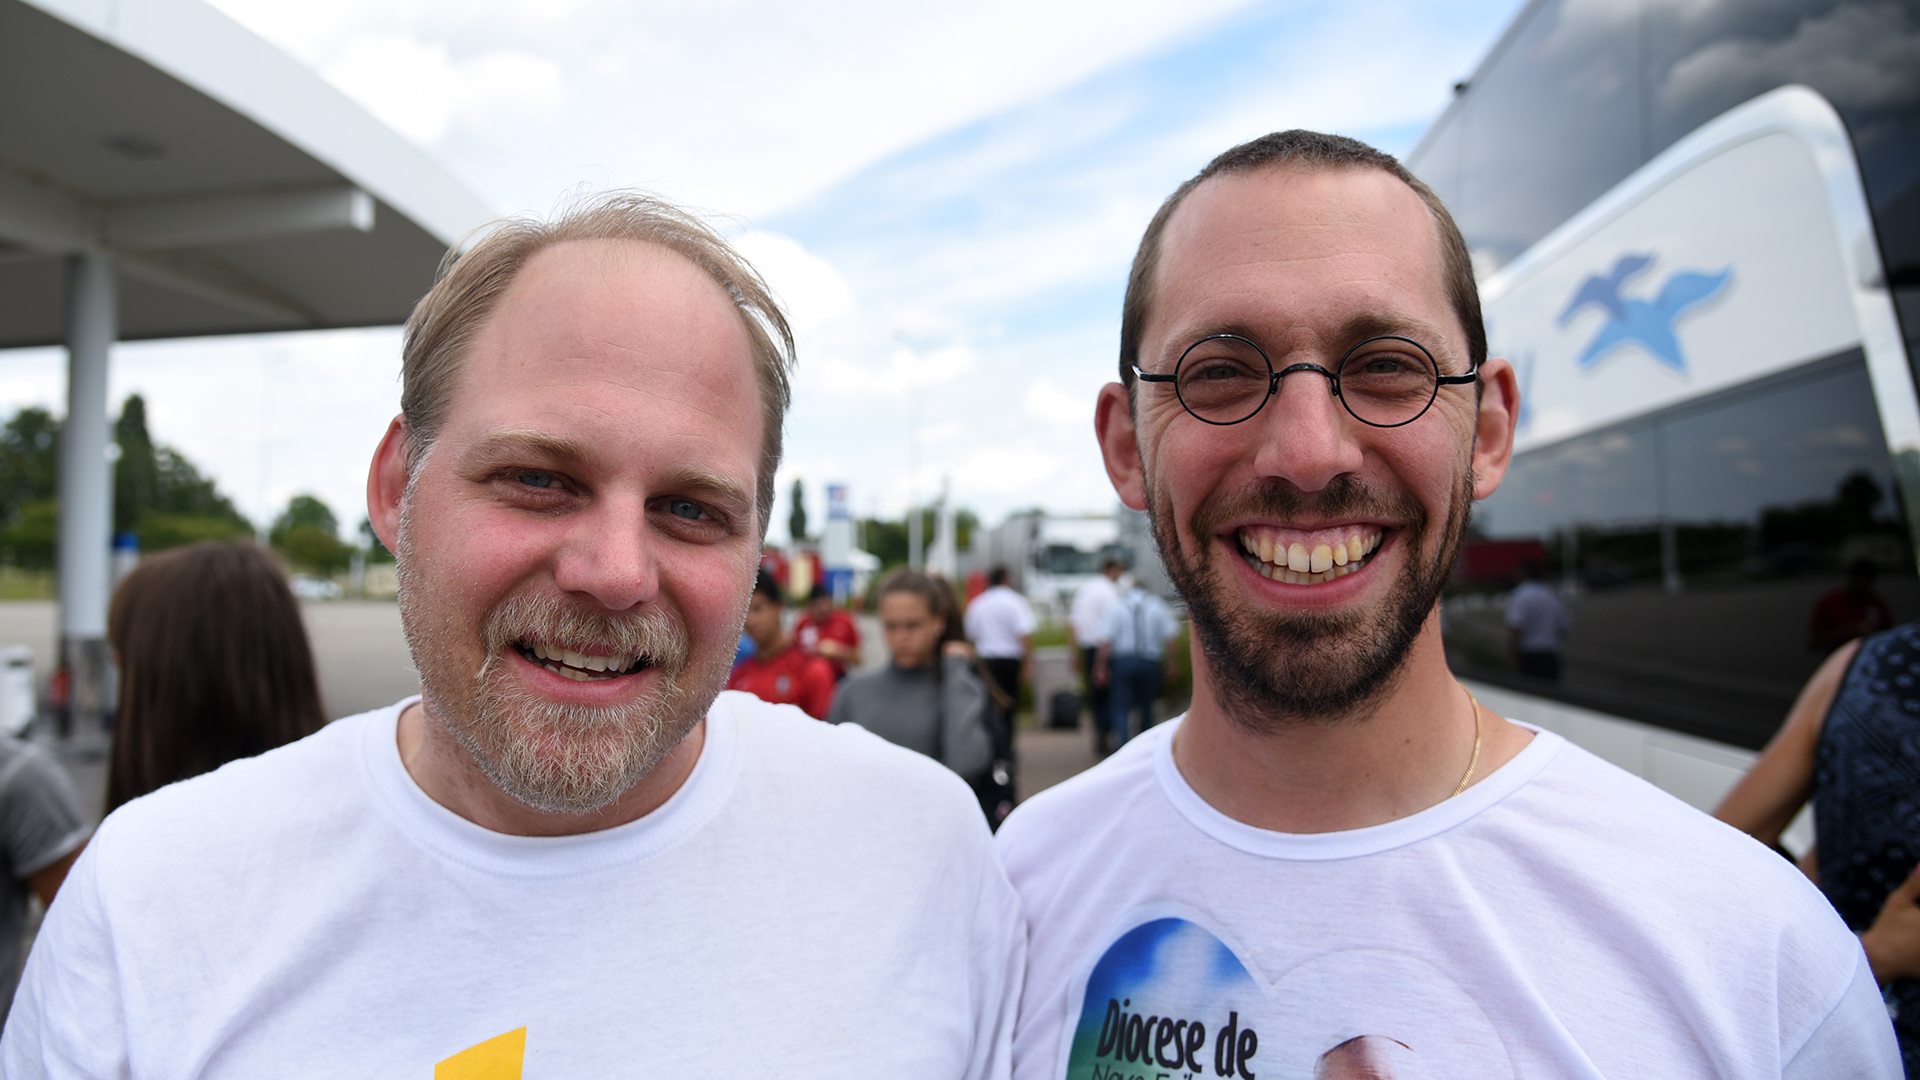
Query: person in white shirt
[
  {"left": 1067, "top": 559, "right": 1124, "bottom": 750},
  {"left": 4, "top": 194, "right": 1022, "bottom": 1078},
  {"left": 1504, "top": 559, "right": 1569, "bottom": 680},
  {"left": 964, "top": 567, "right": 1037, "bottom": 824},
  {"left": 1092, "top": 583, "right": 1179, "bottom": 747},
  {"left": 995, "top": 129, "right": 1896, "bottom": 1079}
]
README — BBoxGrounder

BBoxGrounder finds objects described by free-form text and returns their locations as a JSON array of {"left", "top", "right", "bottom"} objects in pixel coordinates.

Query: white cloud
[
  {"left": 729, "top": 231, "right": 857, "bottom": 333},
  {"left": 1024, "top": 376, "right": 1099, "bottom": 428},
  {"left": 318, "top": 34, "right": 566, "bottom": 146}
]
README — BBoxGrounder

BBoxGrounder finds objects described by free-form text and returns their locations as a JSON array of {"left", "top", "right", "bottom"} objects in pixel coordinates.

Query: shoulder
[
  {"left": 998, "top": 724, "right": 1162, "bottom": 875},
  {"left": 0, "top": 737, "right": 77, "bottom": 798},
  {"left": 1507, "top": 740, "right": 1849, "bottom": 928},
  {"left": 87, "top": 704, "right": 393, "bottom": 878},
  {"left": 718, "top": 690, "right": 977, "bottom": 818}
]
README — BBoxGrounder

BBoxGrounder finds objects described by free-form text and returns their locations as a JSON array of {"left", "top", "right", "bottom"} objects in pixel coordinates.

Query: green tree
[
  {"left": 789, "top": 479, "right": 808, "bottom": 545},
  {"left": 359, "top": 517, "right": 394, "bottom": 564},
  {"left": 113, "top": 395, "right": 252, "bottom": 551},
  {"left": 858, "top": 506, "right": 979, "bottom": 570},
  {"left": 0, "top": 408, "right": 62, "bottom": 567},
  {"left": 270, "top": 495, "right": 352, "bottom": 575}
]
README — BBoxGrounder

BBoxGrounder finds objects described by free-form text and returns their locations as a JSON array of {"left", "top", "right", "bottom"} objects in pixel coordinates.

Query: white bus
[{"left": 1408, "top": 0, "right": 1920, "bottom": 830}]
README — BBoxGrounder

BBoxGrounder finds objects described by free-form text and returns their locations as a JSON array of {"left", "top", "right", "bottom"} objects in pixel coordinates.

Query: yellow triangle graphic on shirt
[{"left": 435, "top": 1027, "right": 525, "bottom": 1080}]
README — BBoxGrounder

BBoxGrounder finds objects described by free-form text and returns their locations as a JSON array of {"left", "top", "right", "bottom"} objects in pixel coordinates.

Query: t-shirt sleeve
[
  {"left": 1, "top": 837, "right": 127, "bottom": 1075},
  {"left": 1782, "top": 949, "right": 1901, "bottom": 1079},
  {"left": 0, "top": 743, "right": 89, "bottom": 880},
  {"left": 1014, "top": 599, "right": 1036, "bottom": 638},
  {"left": 963, "top": 829, "right": 1026, "bottom": 1080}
]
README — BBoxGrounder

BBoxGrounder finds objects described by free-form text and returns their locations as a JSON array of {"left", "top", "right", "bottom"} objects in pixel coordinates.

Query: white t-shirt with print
[
  {"left": 996, "top": 716, "right": 1896, "bottom": 1080},
  {"left": 4, "top": 692, "right": 1023, "bottom": 1078}
]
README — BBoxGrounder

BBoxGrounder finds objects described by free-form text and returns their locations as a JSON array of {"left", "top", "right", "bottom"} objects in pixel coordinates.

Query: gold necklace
[{"left": 1450, "top": 688, "right": 1484, "bottom": 798}]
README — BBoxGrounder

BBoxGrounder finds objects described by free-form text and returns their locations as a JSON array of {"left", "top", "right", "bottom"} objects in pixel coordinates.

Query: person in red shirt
[
  {"left": 728, "top": 570, "right": 837, "bottom": 719},
  {"left": 794, "top": 584, "right": 862, "bottom": 681}
]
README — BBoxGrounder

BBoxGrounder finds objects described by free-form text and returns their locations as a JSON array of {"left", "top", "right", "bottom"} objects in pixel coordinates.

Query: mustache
[
  {"left": 1189, "top": 474, "right": 1428, "bottom": 540},
  {"left": 481, "top": 590, "right": 689, "bottom": 673}
]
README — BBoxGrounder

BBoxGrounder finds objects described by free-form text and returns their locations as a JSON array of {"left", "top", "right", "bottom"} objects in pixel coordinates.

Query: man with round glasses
[{"left": 995, "top": 130, "right": 1895, "bottom": 1078}]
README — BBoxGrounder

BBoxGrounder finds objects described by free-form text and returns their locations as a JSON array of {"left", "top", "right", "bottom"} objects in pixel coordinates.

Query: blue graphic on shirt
[
  {"left": 1557, "top": 253, "right": 1730, "bottom": 374},
  {"left": 1068, "top": 918, "right": 1261, "bottom": 1079},
  {"left": 1064, "top": 917, "right": 1517, "bottom": 1079}
]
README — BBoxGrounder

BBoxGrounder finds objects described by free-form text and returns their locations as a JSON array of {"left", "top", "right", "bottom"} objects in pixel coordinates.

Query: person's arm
[
  {"left": 1714, "top": 638, "right": 1862, "bottom": 845},
  {"left": 940, "top": 657, "right": 994, "bottom": 779},
  {"left": 28, "top": 843, "right": 83, "bottom": 908},
  {"left": 1860, "top": 863, "right": 1920, "bottom": 985},
  {"left": 801, "top": 659, "right": 837, "bottom": 721}
]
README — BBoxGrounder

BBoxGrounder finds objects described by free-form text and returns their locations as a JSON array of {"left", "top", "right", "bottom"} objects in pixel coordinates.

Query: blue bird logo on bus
[{"left": 1557, "top": 253, "right": 1731, "bottom": 374}]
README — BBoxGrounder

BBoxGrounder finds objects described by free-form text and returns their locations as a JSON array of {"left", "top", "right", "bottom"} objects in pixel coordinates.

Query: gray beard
[
  {"left": 1150, "top": 469, "right": 1473, "bottom": 731},
  {"left": 395, "top": 496, "right": 726, "bottom": 816}
]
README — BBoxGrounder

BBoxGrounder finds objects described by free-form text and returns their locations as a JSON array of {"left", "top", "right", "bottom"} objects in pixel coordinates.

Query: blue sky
[{"left": 0, "top": 0, "right": 1524, "bottom": 539}]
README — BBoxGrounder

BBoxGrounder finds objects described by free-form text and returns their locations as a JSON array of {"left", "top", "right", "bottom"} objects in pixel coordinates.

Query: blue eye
[
  {"left": 516, "top": 471, "right": 555, "bottom": 489},
  {"left": 667, "top": 499, "right": 706, "bottom": 521}
]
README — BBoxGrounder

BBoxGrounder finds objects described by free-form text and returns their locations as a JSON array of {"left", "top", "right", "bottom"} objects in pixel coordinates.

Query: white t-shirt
[
  {"left": 5, "top": 692, "right": 1023, "bottom": 1078},
  {"left": 1069, "top": 577, "right": 1121, "bottom": 647},
  {"left": 1505, "top": 580, "right": 1570, "bottom": 652},
  {"left": 996, "top": 717, "right": 1897, "bottom": 1080},
  {"left": 967, "top": 587, "right": 1037, "bottom": 660}
]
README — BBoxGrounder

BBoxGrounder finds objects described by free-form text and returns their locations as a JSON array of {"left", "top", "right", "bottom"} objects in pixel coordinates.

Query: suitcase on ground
[{"left": 1048, "top": 689, "right": 1083, "bottom": 729}]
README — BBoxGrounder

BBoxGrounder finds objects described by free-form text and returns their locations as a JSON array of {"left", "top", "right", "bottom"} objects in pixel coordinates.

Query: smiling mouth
[
  {"left": 1235, "top": 524, "right": 1384, "bottom": 585},
  {"left": 513, "top": 640, "right": 653, "bottom": 682}
]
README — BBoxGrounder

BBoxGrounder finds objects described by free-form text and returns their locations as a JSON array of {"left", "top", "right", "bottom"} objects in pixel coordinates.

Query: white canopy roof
[{"left": 0, "top": 0, "right": 496, "bottom": 347}]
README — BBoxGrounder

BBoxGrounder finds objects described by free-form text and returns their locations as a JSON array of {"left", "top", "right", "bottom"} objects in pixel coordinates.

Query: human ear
[
  {"left": 366, "top": 416, "right": 412, "bottom": 553},
  {"left": 1470, "top": 357, "right": 1520, "bottom": 500},
  {"left": 1095, "top": 382, "right": 1148, "bottom": 511}
]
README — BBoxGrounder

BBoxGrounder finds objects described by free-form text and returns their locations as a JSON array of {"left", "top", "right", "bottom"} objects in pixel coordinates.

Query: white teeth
[
  {"left": 583, "top": 654, "right": 609, "bottom": 672},
  {"left": 1310, "top": 544, "right": 1332, "bottom": 573},
  {"left": 1333, "top": 541, "right": 1348, "bottom": 566},
  {"left": 1287, "top": 542, "right": 1309, "bottom": 572}
]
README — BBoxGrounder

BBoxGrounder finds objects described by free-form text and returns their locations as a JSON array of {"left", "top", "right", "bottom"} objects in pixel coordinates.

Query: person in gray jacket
[{"left": 829, "top": 569, "right": 993, "bottom": 783}]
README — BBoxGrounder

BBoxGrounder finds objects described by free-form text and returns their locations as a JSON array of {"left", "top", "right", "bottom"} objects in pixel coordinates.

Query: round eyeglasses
[{"left": 1133, "top": 334, "right": 1479, "bottom": 428}]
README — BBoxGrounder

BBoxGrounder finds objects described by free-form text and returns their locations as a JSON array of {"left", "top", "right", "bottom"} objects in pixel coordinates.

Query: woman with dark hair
[
  {"left": 827, "top": 569, "right": 993, "bottom": 788},
  {"left": 105, "top": 541, "right": 326, "bottom": 814}
]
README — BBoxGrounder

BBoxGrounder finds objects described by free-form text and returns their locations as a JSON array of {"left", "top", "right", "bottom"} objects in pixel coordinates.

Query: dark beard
[{"left": 1150, "top": 469, "right": 1473, "bottom": 730}]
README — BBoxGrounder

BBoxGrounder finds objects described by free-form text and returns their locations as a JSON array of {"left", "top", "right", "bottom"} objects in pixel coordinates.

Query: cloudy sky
[{"left": 1, "top": 0, "right": 1523, "bottom": 541}]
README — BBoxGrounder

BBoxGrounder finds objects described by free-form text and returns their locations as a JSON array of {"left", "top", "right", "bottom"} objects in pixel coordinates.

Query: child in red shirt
[{"left": 728, "top": 569, "right": 837, "bottom": 719}]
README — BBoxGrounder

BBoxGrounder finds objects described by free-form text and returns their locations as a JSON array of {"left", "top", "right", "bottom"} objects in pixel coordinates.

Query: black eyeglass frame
[{"left": 1132, "top": 333, "right": 1481, "bottom": 428}]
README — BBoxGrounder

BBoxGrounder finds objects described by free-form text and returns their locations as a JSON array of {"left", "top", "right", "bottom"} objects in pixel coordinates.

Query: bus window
[{"left": 1452, "top": 351, "right": 1917, "bottom": 747}]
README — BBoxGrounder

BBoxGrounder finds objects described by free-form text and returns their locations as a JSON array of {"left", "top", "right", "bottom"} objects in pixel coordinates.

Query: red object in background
[
  {"left": 795, "top": 608, "right": 861, "bottom": 680},
  {"left": 964, "top": 570, "right": 987, "bottom": 604},
  {"left": 48, "top": 667, "right": 69, "bottom": 709},
  {"left": 759, "top": 549, "right": 789, "bottom": 589},
  {"left": 1457, "top": 539, "right": 1550, "bottom": 583},
  {"left": 727, "top": 644, "right": 837, "bottom": 719}
]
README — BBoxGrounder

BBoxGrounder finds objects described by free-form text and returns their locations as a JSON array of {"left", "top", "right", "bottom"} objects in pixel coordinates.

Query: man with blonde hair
[{"left": 6, "top": 194, "right": 1021, "bottom": 1077}]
